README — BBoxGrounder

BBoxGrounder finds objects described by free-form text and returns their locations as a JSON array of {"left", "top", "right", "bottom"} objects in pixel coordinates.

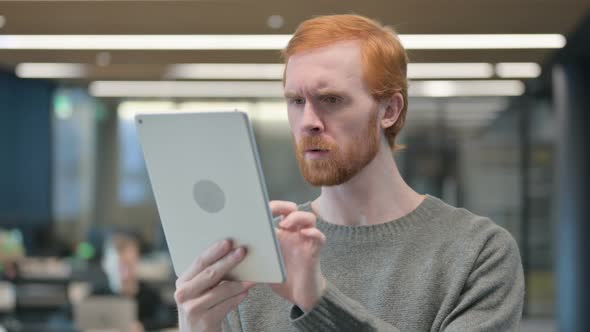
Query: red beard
[{"left": 295, "top": 114, "right": 380, "bottom": 186}]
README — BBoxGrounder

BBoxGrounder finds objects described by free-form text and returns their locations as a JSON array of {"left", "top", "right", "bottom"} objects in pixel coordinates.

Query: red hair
[{"left": 282, "top": 14, "right": 409, "bottom": 151}]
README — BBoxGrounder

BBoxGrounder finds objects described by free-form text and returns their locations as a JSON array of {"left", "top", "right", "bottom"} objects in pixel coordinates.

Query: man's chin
[
  {"left": 297, "top": 155, "right": 359, "bottom": 186},
  {"left": 304, "top": 177, "right": 342, "bottom": 187},
  {"left": 301, "top": 168, "right": 352, "bottom": 187}
]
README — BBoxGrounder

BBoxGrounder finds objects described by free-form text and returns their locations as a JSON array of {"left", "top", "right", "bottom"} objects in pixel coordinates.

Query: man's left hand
[{"left": 268, "top": 201, "right": 327, "bottom": 312}]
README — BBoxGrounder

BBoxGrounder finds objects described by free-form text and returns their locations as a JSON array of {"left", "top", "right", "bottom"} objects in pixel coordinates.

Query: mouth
[
  {"left": 304, "top": 149, "right": 330, "bottom": 160},
  {"left": 306, "top": 148, "right": 329, "bottom": 153}
]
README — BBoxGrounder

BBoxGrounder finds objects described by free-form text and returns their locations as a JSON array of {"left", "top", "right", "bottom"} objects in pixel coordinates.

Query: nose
[{"left": 302, "top": 101, "right": 324, "bottom": 135}]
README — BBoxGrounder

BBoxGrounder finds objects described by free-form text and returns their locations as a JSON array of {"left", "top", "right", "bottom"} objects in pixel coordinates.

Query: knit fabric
[{"left": 223, "top": 195, "right": 524, "bottom": 331}]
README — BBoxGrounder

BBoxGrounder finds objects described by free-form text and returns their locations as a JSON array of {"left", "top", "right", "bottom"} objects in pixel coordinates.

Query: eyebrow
[
  {"left": 284, "top": 88, "right": 344, "bottom": 99},
  {"left": 314, "top": 88, "right": 344, "bottom": 96},
  {"left": 284, "top": 91, "right": 299, "bottom": 98}
]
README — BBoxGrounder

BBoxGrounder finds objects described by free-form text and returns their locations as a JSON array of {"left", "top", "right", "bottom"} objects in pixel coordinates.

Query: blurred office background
[{"left": 1, "top": 1, "right": 590, "bottom": 331}]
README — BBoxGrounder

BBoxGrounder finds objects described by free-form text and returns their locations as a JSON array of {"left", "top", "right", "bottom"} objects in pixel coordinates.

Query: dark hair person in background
[{"left": 97, "top": 229, "right": 173, "bottom": 331}]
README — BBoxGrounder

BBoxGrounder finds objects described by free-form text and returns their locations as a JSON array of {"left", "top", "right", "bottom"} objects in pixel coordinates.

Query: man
[
  {"left": 99, "top": 230, "right": 173, "bottom": 331},
  {"left": 174, "top": 14, "right": 524, "bottom": 331}
]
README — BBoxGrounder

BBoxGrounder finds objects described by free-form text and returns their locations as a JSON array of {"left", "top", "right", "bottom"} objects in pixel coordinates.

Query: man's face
[
  {"left": 117, "top": 245, "right": 139, "bottom": 283},
  {"left": 284, "top": 40, "right": 382, "bottom": 186},
  {"left": 103, "top": 242, "right": 139, "bottom": 294}
]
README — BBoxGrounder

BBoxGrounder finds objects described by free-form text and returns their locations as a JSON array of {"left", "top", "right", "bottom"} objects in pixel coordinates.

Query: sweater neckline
[{"left": 298, "top": 195, "right": 450, "bottom": 242}]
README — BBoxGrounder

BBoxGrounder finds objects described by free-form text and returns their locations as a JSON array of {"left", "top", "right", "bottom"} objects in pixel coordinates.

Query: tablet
[
  {"left": 135, "top": 111, "right": 286, "bottom": 283},
  {"left": 74, "top": 296, "right": 136, "bottom": 331}
]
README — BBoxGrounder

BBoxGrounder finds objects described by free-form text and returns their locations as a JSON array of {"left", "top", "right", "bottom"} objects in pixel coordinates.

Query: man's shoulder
[{"left": 426, "top": 196, "right": 519, "bottom": 254}]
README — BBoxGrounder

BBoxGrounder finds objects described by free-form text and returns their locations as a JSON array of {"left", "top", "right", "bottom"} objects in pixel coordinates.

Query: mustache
[{"left": 298, "top": 135, "right": 335, "bottom": 151}]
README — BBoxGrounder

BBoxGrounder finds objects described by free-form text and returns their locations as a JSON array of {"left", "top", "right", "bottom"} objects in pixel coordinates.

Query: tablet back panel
[
  {"left": 74, "top": 296, "right": 136, "bottom": 331},
  {"left": 136, "top": 111, "right": 285, "bottom": 283}
]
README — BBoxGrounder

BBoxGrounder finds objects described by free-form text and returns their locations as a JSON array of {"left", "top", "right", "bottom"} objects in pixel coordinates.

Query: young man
[
  {"left": 99, "top": 230, "right": 173, "bottom": 331},
  {"left": 174, "top": 15, "right": 524, "bottom": 331}
]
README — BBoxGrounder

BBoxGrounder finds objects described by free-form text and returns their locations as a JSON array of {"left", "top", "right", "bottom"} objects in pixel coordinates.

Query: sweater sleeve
[
  {"left": 440, "top": 227, "right": 525, "bottom": 331},
  {"left": 290, "top": 226, "right": 524, "bottom": 332},
  {"left": 289, "top": 281, "right": 402, "bottom": 332}
]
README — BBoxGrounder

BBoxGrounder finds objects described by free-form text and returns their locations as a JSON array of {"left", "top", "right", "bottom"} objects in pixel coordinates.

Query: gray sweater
[{"left": 223, "top": 195, "right": 524, "bottom": 331}]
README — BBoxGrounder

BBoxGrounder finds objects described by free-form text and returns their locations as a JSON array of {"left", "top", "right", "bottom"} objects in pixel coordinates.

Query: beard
[{"left": 294, "top": 113, "right": 380, "bottom": 186}]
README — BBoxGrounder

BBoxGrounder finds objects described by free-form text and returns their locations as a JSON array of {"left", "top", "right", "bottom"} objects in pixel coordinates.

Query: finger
[
  {"left": 204, "top": 290, "right": 249, "bottom": 325},
  {"left": 241, "top": 281, "right": 256, "bottom": 289},
  {"left": 179, "top": 287, "right": 247, "bottom": 327},
  {"left": 193, "top": 280, "right": 255, "bottom": 311},
  {"left": 279, "top": 211, "right": 316, "bottom": 230},
  {"left": 178, "top": 239, "right": 232, "bottom": 283},
  {"left": 270, "top": 200, "right": 297, "bottom": 217},
  {"left": 300, "top": 227, "right": 327, "bottom": 244},
  {"left": 180, "top": 247, "right": 247, "bottom": 300},
  {"left": 218, "top": 280, "right": 255, "bottom": 288},
  {"left": 176, "top": 246, "right": 245, "bottom": 303}
]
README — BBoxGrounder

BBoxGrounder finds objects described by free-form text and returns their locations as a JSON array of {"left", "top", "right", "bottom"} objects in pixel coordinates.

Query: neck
[{"left": 311, "top": 140, "right": 424, "bottom": 226}]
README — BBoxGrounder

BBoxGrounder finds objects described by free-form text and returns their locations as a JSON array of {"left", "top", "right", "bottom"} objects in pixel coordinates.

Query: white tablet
[
  {"left": 135, "top": 110, "right": 286, "bottom": 283},
  {"left": 74, "top": 296, "right": 136, "bottom": 331}
]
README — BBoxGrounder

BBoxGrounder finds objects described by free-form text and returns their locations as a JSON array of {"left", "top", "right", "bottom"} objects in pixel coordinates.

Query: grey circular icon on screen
[{"left": 193, "top": 180, "right": 226, "bottom": 213}]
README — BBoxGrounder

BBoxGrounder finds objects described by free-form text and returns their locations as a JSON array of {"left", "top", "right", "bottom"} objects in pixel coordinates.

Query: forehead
[{"left": 284, "top": 40, "right": 368, "bottom": 94}]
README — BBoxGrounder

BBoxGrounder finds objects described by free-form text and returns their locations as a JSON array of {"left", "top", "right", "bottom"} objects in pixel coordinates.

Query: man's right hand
[{"left": 175, "top": 239, "right": 255, "bottom": 332}]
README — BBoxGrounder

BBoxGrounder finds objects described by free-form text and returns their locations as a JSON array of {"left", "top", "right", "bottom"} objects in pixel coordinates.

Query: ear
[{"left": 380, "top": 93, "right": 404, "bottom": 130}]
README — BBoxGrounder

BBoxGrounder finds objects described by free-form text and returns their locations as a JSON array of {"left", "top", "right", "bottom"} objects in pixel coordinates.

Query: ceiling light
[
  {"left": 178, "top": 101, "right": 251, "bottom": 112},
  {"left": 0, "top": 35, "right": 292, "bottom": 50},
  {"left": 409, "top": 110, "right": 500, "bottom": 119},
  {"left": 249, "top": 102, "right": 289, "bottom": 123},
  {"left": 11, "top": 62, "right": 535, "bottom": 81},
  {"left": 15, "top": 63, "right": 87, "bottom": 78},
  {"left": 170, "top": 63, "right": 498, "bottom": 80},
  {"left": 89, "top": 81, "right": 284, "bottom": 98},
  {"left": 401, "top": 34, "right": 565, "bottom": 49},
  {"left": 409, "top": 98, "right": 506, "bottom": 114},
  {"left": 166, "top": 64, "right": 284, "bottom": 80},
  {"left": 118, "top": 100, "right": 289, "bottom": 124},
  {"left": 118, "top": 101, "right": 253, "bottom": 121},
  {"left": 0, "top": 34, "right": 565, "bottom": 50},
  {"left": 90, "top": 79, "right": 525, "bottom": 98},
  {"left": 408, "top": 63, "right": 493, "bottom": 79},
  {"left": 118, "top": 101, "right": 177, "bottom": 121},
  {"left": 495, "top": 63, "right": 541, "bottom": 78},
  {"left": 409, "top": 80, "right": 525, "bottom": 97}
]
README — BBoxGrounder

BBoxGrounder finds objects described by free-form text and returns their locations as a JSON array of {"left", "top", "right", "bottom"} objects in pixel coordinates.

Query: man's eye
[
  {"left": 292, "top": 98, "right": 305, "bottom": 105},
  {"left": 322, "top": 96, "right": 340, "bottom": 104}
]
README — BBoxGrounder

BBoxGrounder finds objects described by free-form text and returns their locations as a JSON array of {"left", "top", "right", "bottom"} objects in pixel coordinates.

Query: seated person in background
[
  {"left": 0, "top": 229, "right": 25, "bottom": 282},
  {"left": 97, "top": 229, "right": 172, "bottom": 331}
]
